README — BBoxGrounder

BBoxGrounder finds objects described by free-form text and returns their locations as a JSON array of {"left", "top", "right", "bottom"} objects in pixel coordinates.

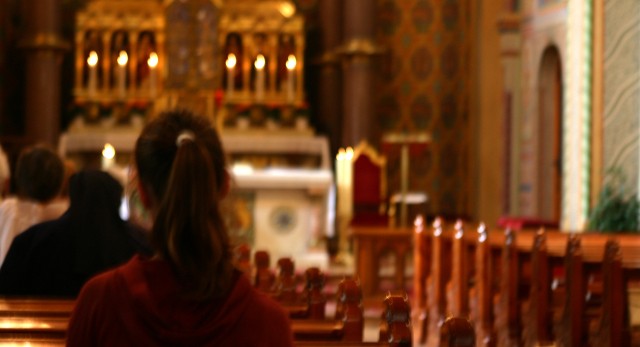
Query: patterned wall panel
[
  {"left": 603, "top": 0, "right": 640, "bottom": 195},
  {"left": 375, "top": 0, "right": 470, "bottom": 218}
]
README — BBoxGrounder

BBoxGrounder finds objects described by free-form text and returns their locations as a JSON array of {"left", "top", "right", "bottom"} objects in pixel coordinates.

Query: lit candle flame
[
  {"left": 87, "top": 51, "right": 98, "bottom": 66},
  {"left": 102, "top": 143, "right": 115, "bottom": 160},
  {"left": 226, "top": 53, "right": 237, "bottom": 69},
  {"left": 345, "top": 147, "right": 354, "bottom": 161},
  {"left": 255, "top": 54, "right": 265, "bottom": 70},
  {"left": 117, "top": 51, "right": 128, "bottom": 66},
  {"left": 336, "top": 148, "right": 346, "bottom": 161},
  {"left": 147, "top": 52, "right": 158, "bottom": 68},
  {"left": 286, "top": 55, "right": 296, "bottom": 70}
]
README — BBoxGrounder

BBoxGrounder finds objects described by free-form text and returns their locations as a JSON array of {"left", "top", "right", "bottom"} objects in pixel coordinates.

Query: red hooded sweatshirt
[{"left": 67, "top": 255, "right": 294, "bottom": 347}]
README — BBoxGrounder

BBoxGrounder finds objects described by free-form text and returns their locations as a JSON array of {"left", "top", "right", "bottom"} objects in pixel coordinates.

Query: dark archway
[{"left": 537, "top": 45, "right": 563, "bottom": 221}]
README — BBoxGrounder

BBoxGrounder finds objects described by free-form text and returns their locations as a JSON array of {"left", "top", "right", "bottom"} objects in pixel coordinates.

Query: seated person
[
  {"left": 67, "top": 110, "right": 293, "bottom": 346},
  {"left": 0, "top": 145, "right": 67, "bottom": 266},
  {"left": 0, "top": 170, "right": 152, "bottom": 297}
]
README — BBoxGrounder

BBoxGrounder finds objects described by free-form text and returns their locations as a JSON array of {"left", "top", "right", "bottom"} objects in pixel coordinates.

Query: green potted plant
[{"left": 588, "top": 168, "right": 640, "bottom": 233}]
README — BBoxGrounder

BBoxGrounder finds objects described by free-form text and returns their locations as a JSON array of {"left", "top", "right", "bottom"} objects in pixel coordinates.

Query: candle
[
  {"left": 87, "top": 51, "right": 98, "bottom": 99},
  {"left": 226, "top": 53, "right": 236, "bottom": 98},
  {"left": 254, "top": 54, "right": 265, "bottom": 102},
  {"left": 147, "top": 52, "right": 158, "bottom": 97},
  {"left": 117, "top": 50, "right": 128, "bottom": 99},
  {"left": 101, "top": 143, "right": 116, "bottom": 170},
  {"left": 336, "top": 148, "right": 346, "bottom": 217},
  {"left": 285, "top": 54, "right": 296, "bottom": 104},
  {"left": 345, "top": 147, "right": 354, "bottom": 217}
]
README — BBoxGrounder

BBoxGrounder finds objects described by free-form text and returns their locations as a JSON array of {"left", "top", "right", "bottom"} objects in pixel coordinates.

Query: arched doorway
[{"left": 537, "top": 46, "right": 563, "bottom": 221}]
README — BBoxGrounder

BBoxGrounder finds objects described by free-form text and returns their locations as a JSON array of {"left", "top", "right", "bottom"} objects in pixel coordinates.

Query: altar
[
  {"left": 59, "top": 129, "right": 334, "bottom": 269},
  {"left": 61, "top": 0, "right": 332, "bottom": 269}
]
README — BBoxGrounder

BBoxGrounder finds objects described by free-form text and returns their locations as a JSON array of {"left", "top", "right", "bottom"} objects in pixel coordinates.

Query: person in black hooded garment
[{"left": 0, "top": 170, "right": 152, "bottom": 297}]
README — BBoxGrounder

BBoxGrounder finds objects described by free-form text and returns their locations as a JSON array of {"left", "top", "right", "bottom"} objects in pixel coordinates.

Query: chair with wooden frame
[{"left": 350, "top": 140, "right": 390, "bottom": 227}]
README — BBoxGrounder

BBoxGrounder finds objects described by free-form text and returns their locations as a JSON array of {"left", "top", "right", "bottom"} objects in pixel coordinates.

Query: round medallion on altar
[{"left": 269, "top": 206, "right": 297, "bottom": 234}]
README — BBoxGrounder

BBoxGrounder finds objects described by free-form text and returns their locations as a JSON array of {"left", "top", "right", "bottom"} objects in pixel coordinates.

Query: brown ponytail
[{"left": 135, "top": 110, "right": 233, "bottom": 300}]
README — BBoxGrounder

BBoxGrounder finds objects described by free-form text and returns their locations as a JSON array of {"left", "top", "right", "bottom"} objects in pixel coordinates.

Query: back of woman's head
[
  {"left": 135, "top": 109, "right": 233, "bottom": 300},
  {"left": 15, "top": 145, "right": 64, "bottom": 203}
]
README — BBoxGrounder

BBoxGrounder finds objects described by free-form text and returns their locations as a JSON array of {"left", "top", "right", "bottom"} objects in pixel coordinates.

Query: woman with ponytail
[{"left": 67, "top": 110, "right": 294, "bottom": 346}]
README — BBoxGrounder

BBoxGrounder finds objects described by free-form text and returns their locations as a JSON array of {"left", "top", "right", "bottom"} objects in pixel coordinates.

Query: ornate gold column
[
  {"left": 102, "top": 31, "right": 112, "bottom": 92},
  {"left": 129, "top": 31, "right": 139, "bottom": 96},
  {"left": 20, "top": 0, "right": 68, "bottom": 146},
  {"left": 268, "top": 34, "right": 278, "bottom": 96},
  {"left": 242, "top": 33, "right": 251, "bottom": 97},
  {"left": 295, "top": 33, "right": 304, "bottom": 103},
  {"left": 339, "top": 0, "right": 380, "bottom": 146},
  {"left": 74, "top": 32, "right": 84, "bottom": 94},
  {"left": 156, "top": 32, "right": 165, "bottom": 94}
]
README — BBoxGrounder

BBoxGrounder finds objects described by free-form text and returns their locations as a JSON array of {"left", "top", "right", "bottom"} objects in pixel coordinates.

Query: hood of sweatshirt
[{"left": 112, "top": 255, "right": 252, "bottom": 345}]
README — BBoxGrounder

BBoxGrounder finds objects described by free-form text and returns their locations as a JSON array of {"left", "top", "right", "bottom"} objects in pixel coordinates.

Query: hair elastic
[{"left": 176, "top": 130, "right": 196, "bottom": 147}]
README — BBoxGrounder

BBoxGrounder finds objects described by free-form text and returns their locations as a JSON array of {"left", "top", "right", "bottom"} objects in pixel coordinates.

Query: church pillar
[
  {"left": 340, "top": 0, "right": 378, "bottom": 147},
  {"left": 129, "top": 31, "right": 139, "bottom": 95},
  {"left": 20, "top": 0, "right": 67, "bottom": 146},
  {"left": 318, "top": 0, "right": 342, "bottom": 155},
  {"left": 74, "top": 32, "right": 83, "bottom": 94}
]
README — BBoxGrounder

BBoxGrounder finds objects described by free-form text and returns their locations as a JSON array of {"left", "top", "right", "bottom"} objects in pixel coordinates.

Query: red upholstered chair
[{"left": 350, "top": 141, "right": 389, "bottom": 227}]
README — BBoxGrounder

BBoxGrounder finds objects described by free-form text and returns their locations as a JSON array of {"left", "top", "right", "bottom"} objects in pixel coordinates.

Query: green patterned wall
[{"left": 375, "top": 0, "right": 471, "bottom": 218}]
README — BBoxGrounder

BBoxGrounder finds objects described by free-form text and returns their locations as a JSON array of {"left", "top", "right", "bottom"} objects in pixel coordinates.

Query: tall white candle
[
  {"left": 286, "top": 54, "right": 296, "bottom": 104},
  {"left": 336, "top": 148, "right": 346, "bottom": 216},
  {"left": 117, "top": 50, "right": 128, "bottom": 99},
  {"left": 226, "top": 53, "right": 236, "bottom": 98},
  {"left": 254, "top": 54, "right": 265, "bottom": 102},
  {"left": 147, "top": 52, "right": 158, "bottom": 97},
  {"left": 101, "top": 143, "right": 116, "bottom": 170},
  {"left": 345, "top": 147, "right": 354, "bottom": 217},
  {"left": 87, "top": 51, "right": 98, "bottom": 99}
]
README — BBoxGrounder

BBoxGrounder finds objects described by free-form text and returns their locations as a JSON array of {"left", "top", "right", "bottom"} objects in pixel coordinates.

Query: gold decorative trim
[
  {"left": 19, "top": 34, "right": 70, "bottom": 51},
  {"left": 335, "top": 38, "right": 385, "bottom": 57}
]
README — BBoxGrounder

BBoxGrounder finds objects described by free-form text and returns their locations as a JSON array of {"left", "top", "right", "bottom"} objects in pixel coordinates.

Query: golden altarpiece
[{"left": 59, "top": 0, "right": 333, "bottom": 269}]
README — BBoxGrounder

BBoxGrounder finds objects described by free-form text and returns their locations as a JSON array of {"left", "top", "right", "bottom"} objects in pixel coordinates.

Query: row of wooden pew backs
[
  {"left": 414, "top": 216, "right": 640, "bottom": 347},
  {"left": 0, "top": 251, "right": 416, "bottom": 347}
]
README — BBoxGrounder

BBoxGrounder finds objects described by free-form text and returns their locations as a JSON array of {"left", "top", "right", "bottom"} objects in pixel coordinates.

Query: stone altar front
[{"left": 59, "top": 130, "right": 334, "bottom": 270}]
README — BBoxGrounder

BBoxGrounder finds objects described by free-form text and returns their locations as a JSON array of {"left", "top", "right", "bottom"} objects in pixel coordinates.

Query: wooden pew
[
  {"left": 553, "top": 234, "right": 607, "bottom": 347},
  {"left": 0, "top": 298, "right": 74, "bottom": 345},
  {"left": 469, "top": 223, "right": 496, "bottom": 347},
  {"left": 254, "top": 250, "right": 276, "bottom": 292},
  {"left": 448, "top": 220, "right": 474, "bottom": 319},
  {"left": 440, "top": 316, "right": 475, "bottom": 347},
  {"left": 411, "top": 216, "right": 640, "bottom": 347},
  {"left": 294, "top": 291, "right": 412, "bottom": 345},
  {"left": 412, "top": 215, "right": 429, "bottom": 344},
  {"left": 494, "top": 228, "right": 538, "bottom": 347},
  {"left": 521, "top": 229, "right": 569, "bottom": 346},
  {"left": 0, "top": 298, "right": 75, "bottom": 317},
  {"left": 426, "top": 217, "right": 453, "bottom": 345},
  {"left": 587, "top": 237, "right": 640, "bottom": 347}
]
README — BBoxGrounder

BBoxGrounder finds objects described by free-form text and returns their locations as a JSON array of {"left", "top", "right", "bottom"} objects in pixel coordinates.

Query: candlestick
[
  {"left": 101, "top": 143, "right": 116, "bottom": 170},
  {"left": 255, "top": 54, "right": 265, "bottom": 102},
  {"left": 87, "top": 51, "right": 98, "bottom": 99},
  {"left": 147, "top": 52, "right": 158, "bottom": 97},
  {"left": 226, "top": 53, "right": 237, "bottom": 98},
  {"left": 286, "top": 54, "right": 296, "bottom": 104},
  {"left": 117, "top": 50, "right": 128, "bottom": 99}
]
